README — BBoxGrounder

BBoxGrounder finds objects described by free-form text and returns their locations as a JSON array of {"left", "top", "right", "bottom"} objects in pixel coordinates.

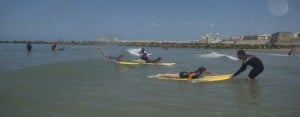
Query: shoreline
[{"left": 1, "top": 40, "right": 299, "bottom": 50}]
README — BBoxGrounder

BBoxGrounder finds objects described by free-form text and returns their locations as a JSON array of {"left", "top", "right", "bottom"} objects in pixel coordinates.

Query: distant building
[
  {"left": 232, "top": 34, "right": 270, "bottom": 45},
  {"left": 270, "top": 32, "right": 300, "bottom": 44},
  {"left": 230, "top": 36, "right": 243, "bottom": 41},
  {"left": 243, "top": 34, "right": 270, "bottom": 40},
  {"left": 198, "top": 33, "right": 222, "bottom": 44}
]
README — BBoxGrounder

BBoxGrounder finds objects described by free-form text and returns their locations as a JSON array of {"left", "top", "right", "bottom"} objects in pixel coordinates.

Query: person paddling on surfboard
[
  {"left": 158, "top": 66, "right": 216, "bottom": 80},
  {"left": 231, "top": 50, "right": 264, "bottom": 81},
  {"left": 139, "top": 47, "right": 146, "bottom": 55},
  {"left": 139, "top": 53, "right": 162, "bottom": 63}
]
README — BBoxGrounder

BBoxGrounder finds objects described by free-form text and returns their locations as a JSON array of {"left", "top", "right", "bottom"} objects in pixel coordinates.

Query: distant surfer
[
  {"left": 26, "top": 41, "right": 32, "bottom": 52},
  {"left": 98, "top": 47, "right": 124, "bottom": 62},
  {"left": 51, "top": 42, "right": 57, "bottom": 50},
  {"left": 157, "top": 66, "right": 216, "bottom": 80},
  {"left": 231, "top": 50, "right": 264, "bottom": 81},
  {"left": 288, "top": 47, "right": 296, "bottom": 56}
]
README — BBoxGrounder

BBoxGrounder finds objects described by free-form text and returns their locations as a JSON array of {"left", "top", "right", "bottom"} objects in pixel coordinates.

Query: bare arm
[
  {"left": 188, "top": 73, "right": 196, "bottom": 80},
  {"left": 203, "top": 70, "right": 217, "bottom": 75}
]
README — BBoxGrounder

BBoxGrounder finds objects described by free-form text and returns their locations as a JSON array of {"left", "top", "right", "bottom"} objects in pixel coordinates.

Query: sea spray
[{"left": 198, "top": 52, "right": 238, "bottom": 61}]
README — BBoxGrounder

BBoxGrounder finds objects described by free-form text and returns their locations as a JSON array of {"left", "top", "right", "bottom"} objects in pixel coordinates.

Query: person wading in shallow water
[
  {"left": 26, "top": 41, "right": 32, "bottom": 52},
  {"left": 288, "top": 47, "right": 296, "bottom": 56},
  {"left": 231, "top": 50, "right": 264, "bottom": 81}
]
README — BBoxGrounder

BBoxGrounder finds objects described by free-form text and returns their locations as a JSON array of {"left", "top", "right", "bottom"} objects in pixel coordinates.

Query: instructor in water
[{"left": 231, "top": 50, "right": 264, "bottom": 81}]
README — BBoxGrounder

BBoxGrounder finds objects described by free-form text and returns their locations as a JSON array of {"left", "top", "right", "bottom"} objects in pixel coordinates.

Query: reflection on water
[
  {"left": 117, "top": 64, "right": 137, "bottom": 73},
  {"left": 232, "top": 80, "right": 262, "bottom": 105},
  {"left": 248, "top": 81, "right": 262, "bottom": 100}
]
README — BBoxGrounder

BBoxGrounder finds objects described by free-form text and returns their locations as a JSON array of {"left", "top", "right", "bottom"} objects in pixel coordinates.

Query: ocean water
[{"left": 0, "top": 43, "right": 300, "bottom": 117}]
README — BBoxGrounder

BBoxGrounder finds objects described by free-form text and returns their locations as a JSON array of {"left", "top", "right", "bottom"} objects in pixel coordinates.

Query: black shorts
[
  {"left": 179, "top": 71, "right": 189, "bottom": 78},
  {"left": 248, "top": 67, "right": 264, "bottom": 79}
]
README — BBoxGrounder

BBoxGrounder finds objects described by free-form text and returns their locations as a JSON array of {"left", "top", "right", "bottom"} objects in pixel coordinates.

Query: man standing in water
[
  {"left": 231, "top": 50, "right": 264, "bottom": 81},
  {"left": 288, "top": 47, "right": 296, "bottom": 56},
  {"left": 26, "top": 41, "right": 32, "bottom": 52},
  {"left": 51, "top": 42, "right": 57, "bottom": 50}
]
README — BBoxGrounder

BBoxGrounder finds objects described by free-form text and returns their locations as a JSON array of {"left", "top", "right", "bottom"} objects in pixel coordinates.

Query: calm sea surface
[{"left": 0, "top": 43, "right": 300, "bottom": 117}]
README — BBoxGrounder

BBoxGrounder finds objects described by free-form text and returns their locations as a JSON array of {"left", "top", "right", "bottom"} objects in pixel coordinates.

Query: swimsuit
[{"left": 179, "top": 71, "right": 201, "bottom": 79}]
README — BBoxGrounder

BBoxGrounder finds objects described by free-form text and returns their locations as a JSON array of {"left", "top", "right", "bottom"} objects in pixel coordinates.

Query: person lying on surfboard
[
  {"left": 139, "top": 53, "right": 162, "bottom": 63},
  {"left": 98, "top": 47, "right": 125, "bottom": 62},
  {"left": 157, "top": 66, "right": 216, "bottom": 80},
  {"left": 104, "top": 55, "right": 125, "bottom": 62}
]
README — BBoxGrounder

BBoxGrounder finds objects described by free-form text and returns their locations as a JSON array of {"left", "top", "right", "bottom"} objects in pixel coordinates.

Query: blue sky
[{"left": 1, "top": 0, "right": 299, "bottom": 41}]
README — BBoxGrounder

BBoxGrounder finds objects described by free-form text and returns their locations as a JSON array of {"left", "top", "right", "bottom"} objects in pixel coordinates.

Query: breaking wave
[{"left": 198, "top": 52, "right": 238, "bottom": 61}]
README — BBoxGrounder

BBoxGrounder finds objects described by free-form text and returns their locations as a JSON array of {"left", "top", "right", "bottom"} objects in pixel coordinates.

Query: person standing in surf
[
  {"left": 231, "top": 50, "right": 264, "bottom": 81},
  {"left": 288, "top": 47, "right": 296, "bottom": 56},
  {"left": 51, "top": 42, "right": 57, "bottom": 50},
  {"left": 26, "top": 41, "right": 32, "bottom": 52}
]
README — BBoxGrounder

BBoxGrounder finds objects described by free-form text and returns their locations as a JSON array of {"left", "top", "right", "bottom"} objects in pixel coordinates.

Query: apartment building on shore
[{"left": 270, "top": 32, "right": 300, "bottom": 45}]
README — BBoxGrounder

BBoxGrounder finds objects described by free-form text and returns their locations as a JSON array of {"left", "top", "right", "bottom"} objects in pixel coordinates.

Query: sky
[{"left": 0, "top": 0, "right": 300, "bottom": 41}]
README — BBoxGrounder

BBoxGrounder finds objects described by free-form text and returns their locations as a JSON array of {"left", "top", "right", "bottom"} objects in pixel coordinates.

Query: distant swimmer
[
  {"left": 288, "top": 47, "right": 296, "bottom": 56},
  {"left": 51, "top": 42, "right": 57, "bottom": 50},
  {"left": 26, "top": 41, "right": 32, "bottom": 52},
  {"left": 139, "top": 53, "right": 161, "bottom": 63},
  {"left": 158, "top": 66, "right": 216, "bottom": 80},
  {"left": 231, "top": 50, "right": 264, "bottom": 81}
]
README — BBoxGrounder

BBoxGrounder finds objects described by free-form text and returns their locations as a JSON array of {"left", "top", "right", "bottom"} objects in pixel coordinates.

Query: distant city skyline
[{"left": 1, "top": 0, "right": 299, "bottom": 41}]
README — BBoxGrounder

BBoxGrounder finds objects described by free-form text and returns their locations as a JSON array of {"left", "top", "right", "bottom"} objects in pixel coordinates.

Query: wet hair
[
  {"left": 198, "top": 66, "right": 206, "bottom": 72},
  {"left": 237, "top": 50, "right": 246, "bottom": 56}
]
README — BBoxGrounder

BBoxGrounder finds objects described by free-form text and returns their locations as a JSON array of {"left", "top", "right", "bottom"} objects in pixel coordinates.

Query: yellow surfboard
[
  {"left": 133, "top": 60, "right": 176, "bottom": 66},
  {"left": 118, "top": 61, "right": 175, "bottom": 66},
  {"left": 118, "top": 61, "right": 140, "bottom": 65},
  {"left": 139, "top": 62, "right": 176, "bottom": 66},
  {"left": 156, "top": 74, "right": 232, "bottom": 82}
]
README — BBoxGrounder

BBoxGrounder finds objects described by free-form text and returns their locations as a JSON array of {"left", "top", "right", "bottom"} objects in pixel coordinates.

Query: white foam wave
[
  {"left": 127, "top": 48, "right": 152, "bottom": 56},
  {"left": 199, "top": 52, "right": 238, "bottom": 61},
  {"left": 268, "top": 53, "right": 289, "bottom": 57}
]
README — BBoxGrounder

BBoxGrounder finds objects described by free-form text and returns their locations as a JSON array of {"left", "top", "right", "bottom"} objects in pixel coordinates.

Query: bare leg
[
  {"left": 158, "top": 73, "right": 180, "bottom": 78},
  {"left": 246, "top": 77, "right": 253, "bottom": 82}
]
